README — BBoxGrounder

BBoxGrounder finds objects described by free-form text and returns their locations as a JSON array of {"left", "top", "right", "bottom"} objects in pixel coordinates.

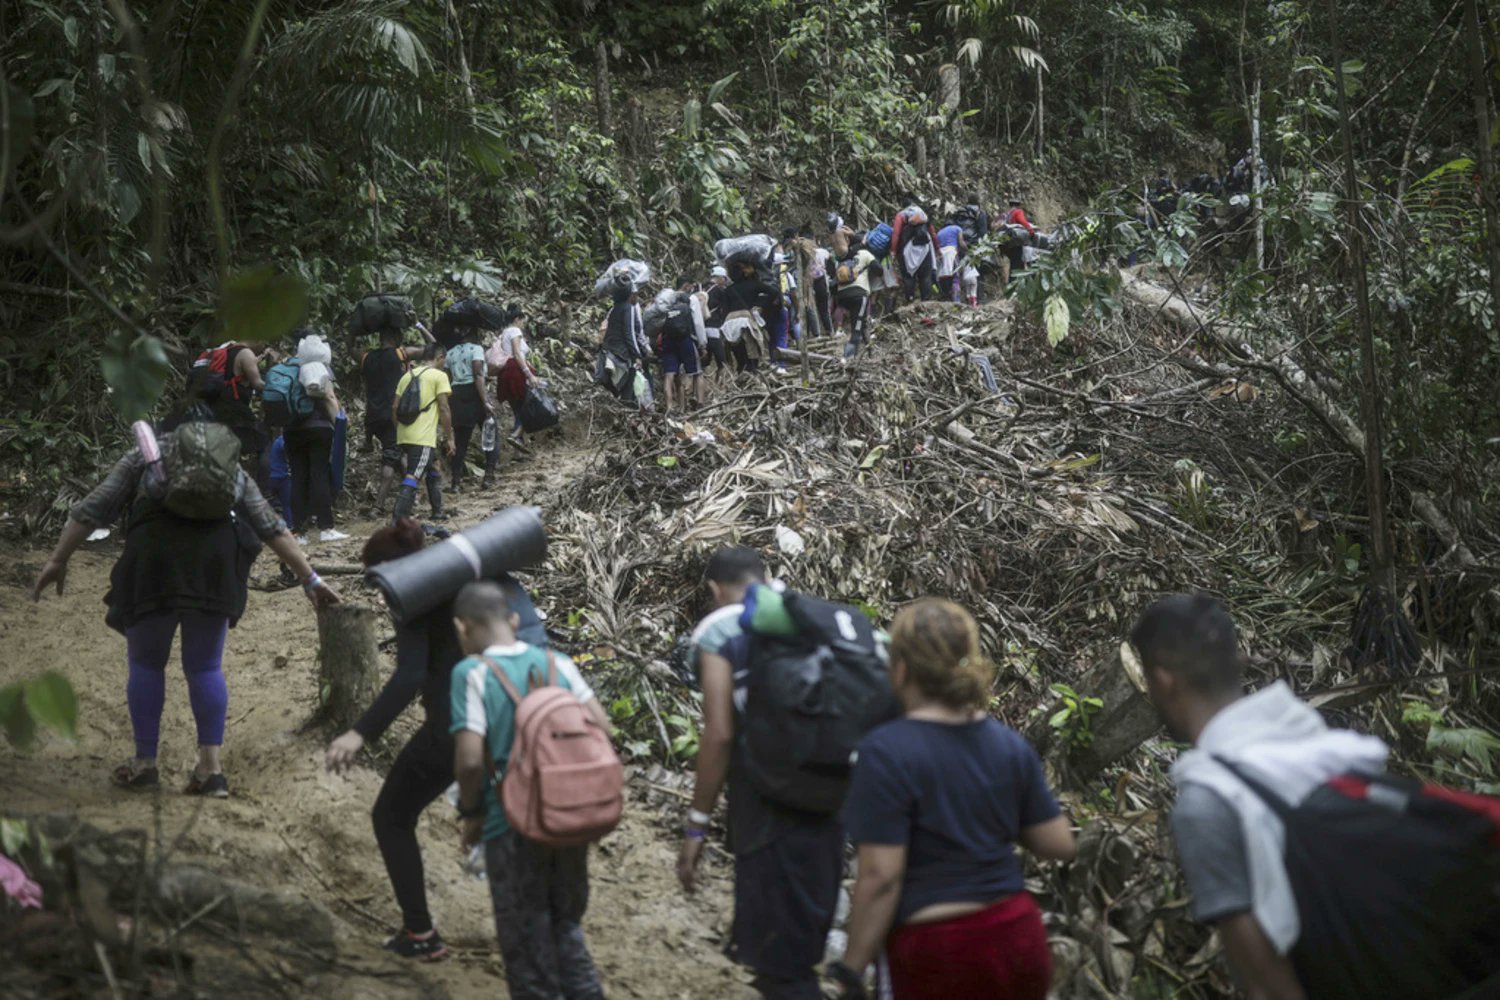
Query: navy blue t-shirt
[{"left": 844, "top": 717, "right": 1061, "bottom": 924}]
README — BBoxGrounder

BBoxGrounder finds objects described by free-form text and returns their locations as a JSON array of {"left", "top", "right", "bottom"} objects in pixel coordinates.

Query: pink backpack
[{"left": 485, "top": 651, "right": 624, "bottom": 847}]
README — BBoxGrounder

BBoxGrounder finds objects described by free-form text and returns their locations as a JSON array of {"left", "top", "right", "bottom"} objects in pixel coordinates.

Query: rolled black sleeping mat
[{"left": 367, "top": 506, "right": 548, "bottom": 624}]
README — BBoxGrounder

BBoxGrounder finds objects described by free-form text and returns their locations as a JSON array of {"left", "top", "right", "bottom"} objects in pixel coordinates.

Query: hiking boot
[
  {"left": 384, "top": 929, "right": 450, "bottom": 962},
  {"left": 111, "top": 762, "right": 160, "bottom": 791},
  {"left": 184, "top": 772, "right": 230, "bottom": 798},
  {"left": 428, "top": 511, "right": 449, "bottom": 522},
  {"left": 319, "top": 529, "right": 349, "bottom": 542},
  {"left": 444, "top": 483, "right": 463, "bottom": 495},
  {"left": 480, "top": 474, "right": 495, "bottom": 490}
]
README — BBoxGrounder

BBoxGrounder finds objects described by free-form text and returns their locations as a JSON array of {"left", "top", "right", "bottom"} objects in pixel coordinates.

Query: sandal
[{"left": 111, "top": 763, "right": 160, "bottom": 791}]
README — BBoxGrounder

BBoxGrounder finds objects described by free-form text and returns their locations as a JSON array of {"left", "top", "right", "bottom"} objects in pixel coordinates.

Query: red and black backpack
[
  {"left": 189, "top": 343, "right": 247, "bottom": 402},
  {"left": 1216, "top": 757, "right": 1500, "bottom": 998}
]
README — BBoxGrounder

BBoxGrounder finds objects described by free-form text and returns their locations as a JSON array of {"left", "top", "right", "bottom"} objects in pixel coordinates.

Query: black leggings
[
  {"left": 284, "top": 423, "right": 334, "bottom": 531},
  {"left": 812, "top": 276, "right": 833, "bottom": 338},
  {"left": 371, "top": 720, "right": 454, "bottom": 935}
]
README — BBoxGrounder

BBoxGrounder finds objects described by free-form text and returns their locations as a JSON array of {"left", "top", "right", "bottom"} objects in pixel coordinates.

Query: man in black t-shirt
[{"left": 362, "top": 328, "right": 425, "bottom": 511}]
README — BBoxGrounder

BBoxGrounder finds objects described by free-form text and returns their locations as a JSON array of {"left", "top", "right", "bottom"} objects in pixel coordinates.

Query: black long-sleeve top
[{"left": 352, "top": 575, "right": 547, "bottom": 741}]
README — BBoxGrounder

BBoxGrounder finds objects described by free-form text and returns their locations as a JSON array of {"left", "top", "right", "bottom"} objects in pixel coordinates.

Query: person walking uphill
[
  {"left": 445, "top": 329, "right": 495, "bottom": 494},
  {"left": 678, "top": 547, "right": 893, "bottom": 999},
  {"left": 391, "top": 345, "right": 454, "bottom": 523},
  {"left": 829, "top": 599, "right": 1075, "bottom": 1000},
  {"left": 1131, "top": 595, "right": 1500, "bottom": 1000},
  {"left": 361, "top": 328, "right": 424, "bottom": 512},
  {"left": 325, "top": 523, "right": 580, "bottom": 962},
  {"left": 32, "top": 416, "right": 340, "bottom": 796},
  {"left": 449, "top": 581, "right": 613, "bottom": 1000},
  {"left": 282, "top": 332, "right": 346, "bottom": 543},
  {"left": 487, "top": 305, "right": 541, "bottom": 457}
]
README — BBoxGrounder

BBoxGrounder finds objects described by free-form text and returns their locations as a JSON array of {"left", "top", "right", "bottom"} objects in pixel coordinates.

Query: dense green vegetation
[{"left": 1, "top": 0, "right": 1496, "bottom": 512}]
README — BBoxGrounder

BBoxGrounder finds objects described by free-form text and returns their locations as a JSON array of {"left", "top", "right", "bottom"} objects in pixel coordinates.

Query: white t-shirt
[{"left": 486, "top": 326, "right": 529, "bottom": 368}]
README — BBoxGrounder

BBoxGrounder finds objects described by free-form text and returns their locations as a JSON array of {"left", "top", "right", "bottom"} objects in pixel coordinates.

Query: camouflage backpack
[{"left": 161, "top": 423, "right": 241, "bottom": 519}]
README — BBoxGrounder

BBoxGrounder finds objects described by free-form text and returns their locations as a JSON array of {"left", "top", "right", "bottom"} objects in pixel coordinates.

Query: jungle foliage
[{"left": 0, "top": 0, "right": 1496, "bottom": 519}]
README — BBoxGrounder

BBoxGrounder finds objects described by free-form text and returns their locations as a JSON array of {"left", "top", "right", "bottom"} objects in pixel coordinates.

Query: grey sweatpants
[{"left": 484, "top": 830, "right": 604, "bottom": 1000}]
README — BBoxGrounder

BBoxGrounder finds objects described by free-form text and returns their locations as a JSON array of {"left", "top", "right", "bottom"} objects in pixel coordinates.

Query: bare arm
[
  {"left": 472, "top": 359, "right": 494, "bottom": 416},
  {"left": 841, "top": 843, "right": 908, "bottom": 972},
  {"left": 31, "top": 518, "right": 92, "bottom": 600},
  {"left": 1019, "top": 815, "right": 1076, "bottom": 862},
  {"left": 1217, "top": 914, "right": 1306, "bottom": 1000},
  {"left": 320, "top": 385, "right": 342, "bottom": 421},
  {"left": 677, "top": 649, "right": 735, "bottom": 892},
  {"left": 438, "top": 394, "right": 455, "bottom": 456},
  {"left": 266, "top": 531, "right": 341, "bottom": 607},
  {"left": 454, "top": 728, "right": 488, "bottom": 847},
  {"left": 689, "top": 650, "right": 734, "bottom": 817},
  {"left": 236, "top": 349, "right": 266, "bottom": 391}
]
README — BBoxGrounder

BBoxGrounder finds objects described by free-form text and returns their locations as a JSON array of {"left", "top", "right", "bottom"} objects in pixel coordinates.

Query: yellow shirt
[{"left": 394, "top": 367, "right": 452, "bottom": 448}]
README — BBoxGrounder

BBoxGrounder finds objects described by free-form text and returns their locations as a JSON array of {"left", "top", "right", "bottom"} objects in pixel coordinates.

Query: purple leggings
[{"left": 125, "top": 612, "right": 230, "bottom": 759}]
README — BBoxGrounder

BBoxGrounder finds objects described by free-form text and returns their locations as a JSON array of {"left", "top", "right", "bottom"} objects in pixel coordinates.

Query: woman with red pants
[
  {"left": 487, "top": 305, "right": 539, "bottom": 453},
  {"left": 830, "top": 598, "right": 1076, "bottom": 999}
]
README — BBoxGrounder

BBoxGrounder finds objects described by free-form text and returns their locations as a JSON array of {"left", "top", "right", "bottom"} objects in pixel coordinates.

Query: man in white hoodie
[{"left": 1131, "top": 594, "right": 1388, "bottom": 1000}]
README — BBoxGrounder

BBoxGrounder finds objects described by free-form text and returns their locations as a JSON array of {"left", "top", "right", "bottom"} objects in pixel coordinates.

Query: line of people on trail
[
  {"left": 29, "top": 477, "right": 1500, "bottom": 999},
  {"left": 593, "top": 195, "right": 1051, "bottom": 411},
  {"left": 168, "top": 293, "right": 558, "bottom": 542}
]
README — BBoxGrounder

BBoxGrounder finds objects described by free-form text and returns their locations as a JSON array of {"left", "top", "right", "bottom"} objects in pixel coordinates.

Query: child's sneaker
[
  {"left": 319, "top": 529, "right": 349, "bottom": 542},
  {"left": 384, "top": 929, "right": 449, "bottom": 961}
]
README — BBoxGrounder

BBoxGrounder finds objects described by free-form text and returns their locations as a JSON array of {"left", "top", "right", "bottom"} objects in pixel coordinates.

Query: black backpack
[
  {"left": 395, "top": 367, "right": 437, "bottom": 426},
  {"left": 662, "top": 294, "right": 696, "bottom": 342},
  {"left": 1216, "top": 758, "right": 1500, "bottom": 998},
  {"left": 739, "top": 590, "right": 899, "bottom": 814}
]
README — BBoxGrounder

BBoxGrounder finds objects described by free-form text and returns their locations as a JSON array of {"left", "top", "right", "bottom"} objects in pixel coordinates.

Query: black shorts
[
  {"left": 401, "top": 444, "right": 441, "bottom": 481},
  {"left": 368, "top": 419, "right": 401, "bottom": 469},
  {"left": 730, "top": 818, "right": 843, "bottom": 980}
]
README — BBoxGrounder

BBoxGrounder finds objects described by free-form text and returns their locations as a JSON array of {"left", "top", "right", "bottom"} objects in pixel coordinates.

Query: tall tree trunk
[
  {"left": 1251, "top": 69, "right": 1265, "bottom": 270},
  {"left": 594, "top": 39, "right": 613, "bottom": 136},
  {"left": 1332, "top": 0, "right": 1407, "bottom": 676},
  {"left": 1464, "top": 0, "right": 1500, "bottom": 318},
  {"left": 1035, "top": 66, "right": 1045, "bottom": 160},
  {"left": 445, "top": 0, "right": 475, "bottom": 111}
]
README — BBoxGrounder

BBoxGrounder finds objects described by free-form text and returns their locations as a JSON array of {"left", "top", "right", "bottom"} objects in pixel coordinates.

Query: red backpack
[
  {"left": 485, "top": 651, "right": 624, "bottom": 848},
  {"left": 190, "top": 343, "right": 246, "bottom": 402}
]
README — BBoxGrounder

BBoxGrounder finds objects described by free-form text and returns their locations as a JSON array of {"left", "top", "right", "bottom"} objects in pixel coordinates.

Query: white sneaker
[
  {"left": 294, "top": 535, "right": 310, "bottom": 547},
  {"left": 320, "top": 529, "right": 350, "bottom": 542}
]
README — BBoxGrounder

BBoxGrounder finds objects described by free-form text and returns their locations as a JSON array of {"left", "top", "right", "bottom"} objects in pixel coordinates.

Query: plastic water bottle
[{"left": 481, "top": 416, "right": 498, "bottom": 453}]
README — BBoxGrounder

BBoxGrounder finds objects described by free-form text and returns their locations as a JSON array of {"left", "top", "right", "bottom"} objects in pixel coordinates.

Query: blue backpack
[
  {"left": 865, "top": 222, "right": 894, "bottom": 259},
  {"left": 262, "top": 358, "right": 313, "bottom": 427}
]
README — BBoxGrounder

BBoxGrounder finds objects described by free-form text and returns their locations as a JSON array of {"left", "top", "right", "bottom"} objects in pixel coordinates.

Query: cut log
[
  {"left": 315, "top": 603, "right": 382, "bottom": 731},
  {"left": 1026, "top": 644, "right": 1161, "bottom": 788}
]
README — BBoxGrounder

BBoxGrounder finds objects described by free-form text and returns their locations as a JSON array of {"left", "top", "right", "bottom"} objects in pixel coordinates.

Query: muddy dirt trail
[{"left": 0, "top": 402, "right": 751, "bottom": 998}]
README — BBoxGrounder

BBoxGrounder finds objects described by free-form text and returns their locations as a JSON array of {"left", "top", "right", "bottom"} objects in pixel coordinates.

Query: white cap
[{"left": 711, "top": 265, "right": 728, "bottom": 278}]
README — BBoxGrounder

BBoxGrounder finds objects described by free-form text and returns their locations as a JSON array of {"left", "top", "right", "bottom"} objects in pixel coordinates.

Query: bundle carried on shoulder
[
  {"left": 593, "top": 259, "right": 652, "bottom": 300},
  {"left": 434, "top": 298, "right": 507, "bottom": 348},
  {"left": 737, "top": 585, "right": 899, "bottom": 814},
  {"left": 347, "top": 294, "right": 415, "bottom": 336},
  {"left": 714, "top": 233, "right": 775, "bottom": 267},
  {"left": 643, "top": 288, "right": 696, "bottom": 339},
  {"left": 864, "top": 222, "right": 894, "bottom": 258}
]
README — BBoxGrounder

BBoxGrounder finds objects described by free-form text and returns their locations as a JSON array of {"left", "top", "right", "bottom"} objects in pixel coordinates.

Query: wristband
[
  {"left": 683, "top": 827, "right": 707, "bottom": 840},
  {"left": 302, "top": 571, "right": 322, "bottom": 593},
  {"left": 687, "top": 808, "right": 711, "bottom": 827}
]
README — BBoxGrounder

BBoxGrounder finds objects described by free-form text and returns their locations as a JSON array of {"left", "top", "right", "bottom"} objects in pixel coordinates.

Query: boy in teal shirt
[{"left": 450, "top": 580, "right": 609, "bottom": 999}]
